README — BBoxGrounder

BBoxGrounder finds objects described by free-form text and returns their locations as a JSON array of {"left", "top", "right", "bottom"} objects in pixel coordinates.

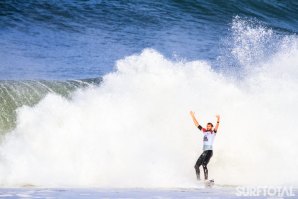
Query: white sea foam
[{"left": 0, "top": 19, "right": 297, "bottom": 187}]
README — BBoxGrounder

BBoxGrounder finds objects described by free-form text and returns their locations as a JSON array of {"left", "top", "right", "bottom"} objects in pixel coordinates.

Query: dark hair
[{"left": 207, "top": 122, "right": 213, "bottom": 127}]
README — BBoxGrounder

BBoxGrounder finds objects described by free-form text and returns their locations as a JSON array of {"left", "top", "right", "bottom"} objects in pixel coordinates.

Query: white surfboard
[{"left": 204, "top": 179, "right": 215, "bottom": 187}]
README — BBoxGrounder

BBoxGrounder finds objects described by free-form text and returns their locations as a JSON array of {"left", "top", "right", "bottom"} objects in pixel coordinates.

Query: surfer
[{"left": 189, "top": 111, "right": 220, "bottom": 181}]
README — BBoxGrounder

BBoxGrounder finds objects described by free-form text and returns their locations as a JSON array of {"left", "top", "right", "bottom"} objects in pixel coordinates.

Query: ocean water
[
  {"left": 0, "top": 187, "right": 257, "bottom": 199},
  {"left": 0, "top": 0, "right": 298, "bottom": 197},
  {"left": 1, "top": 1, "right": 297, "bottom": 79}
]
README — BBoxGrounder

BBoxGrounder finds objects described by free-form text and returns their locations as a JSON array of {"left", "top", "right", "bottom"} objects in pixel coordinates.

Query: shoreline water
[
  {"left": 0, "top": 187, "right": 297, "bottom": 198},
  {"left": 0, "top": 187, "right": 245, "bottom": 199}
]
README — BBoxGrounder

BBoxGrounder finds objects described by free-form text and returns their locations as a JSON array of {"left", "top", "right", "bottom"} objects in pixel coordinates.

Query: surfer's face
[{"left": 206, "top": 124, "right": 213, "bottom": 131}]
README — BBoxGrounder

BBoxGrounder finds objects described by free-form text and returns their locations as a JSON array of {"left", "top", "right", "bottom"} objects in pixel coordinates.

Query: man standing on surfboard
[{"left": 189, "top": 111, "right": 220, "bottom": 181}]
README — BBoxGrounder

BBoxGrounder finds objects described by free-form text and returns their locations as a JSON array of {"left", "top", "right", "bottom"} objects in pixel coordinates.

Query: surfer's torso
[{"left": 198, "top": 125, "right": 217, "bottom": 151}]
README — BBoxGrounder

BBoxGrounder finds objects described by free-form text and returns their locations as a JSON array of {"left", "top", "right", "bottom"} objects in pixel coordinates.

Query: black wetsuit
[{"left": 194, "top": 150, "right": 213, "bottom": 180}]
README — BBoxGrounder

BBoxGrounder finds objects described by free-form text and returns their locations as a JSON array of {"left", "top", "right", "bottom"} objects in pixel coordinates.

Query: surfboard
[{"left": 204, "top": 179, "right": 215, "bottom": 187}]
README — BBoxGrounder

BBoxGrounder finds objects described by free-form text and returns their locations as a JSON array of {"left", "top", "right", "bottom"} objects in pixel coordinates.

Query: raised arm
[
  {"left": 189, "top": 111, "right": 199, "bottom": 127},
  {"left": 214, "top": 115, "right": 220, "bottom": 132}
]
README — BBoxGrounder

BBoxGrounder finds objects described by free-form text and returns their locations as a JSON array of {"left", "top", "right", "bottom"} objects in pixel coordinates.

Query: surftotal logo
[{"left": 235, "top": 186, "right": 295, "bottom": 197}]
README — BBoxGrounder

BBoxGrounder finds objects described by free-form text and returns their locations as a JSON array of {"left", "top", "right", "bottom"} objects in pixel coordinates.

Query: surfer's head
[{"left": 206, "top": 123, "right": 213, "bottom": 131}]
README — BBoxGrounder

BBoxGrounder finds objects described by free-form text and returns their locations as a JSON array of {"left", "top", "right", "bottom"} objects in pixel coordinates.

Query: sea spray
[{"left": 0, "top": 20, "right": 297, "bottom": 187}]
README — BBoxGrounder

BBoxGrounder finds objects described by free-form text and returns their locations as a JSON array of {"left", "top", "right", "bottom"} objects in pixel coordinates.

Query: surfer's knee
[{"left": 194, "top": 164, "right": 200, "bottom": 170}]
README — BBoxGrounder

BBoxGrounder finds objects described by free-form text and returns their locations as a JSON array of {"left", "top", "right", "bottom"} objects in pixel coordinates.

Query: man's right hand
[{"left": 190, "top": 111, "right": 199, "bottom": 127}]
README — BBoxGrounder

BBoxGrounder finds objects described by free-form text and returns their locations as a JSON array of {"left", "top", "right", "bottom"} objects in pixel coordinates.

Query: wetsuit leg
[
  {"left": 202, "top": 150, "right": 213, "bottom": 180},
  {"left": 194, "top": 151, "right": 208, "bottom": 180}
]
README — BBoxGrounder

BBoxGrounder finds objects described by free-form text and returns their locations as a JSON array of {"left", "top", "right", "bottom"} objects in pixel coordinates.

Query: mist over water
[{"left": 0, "top": 18, "right": 297, "bottom": 187}]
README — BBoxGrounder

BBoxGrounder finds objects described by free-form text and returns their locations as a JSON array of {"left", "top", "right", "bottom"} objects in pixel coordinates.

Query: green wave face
[{"left": 0, "top": 78, "right": 101, "bottom": 134}]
